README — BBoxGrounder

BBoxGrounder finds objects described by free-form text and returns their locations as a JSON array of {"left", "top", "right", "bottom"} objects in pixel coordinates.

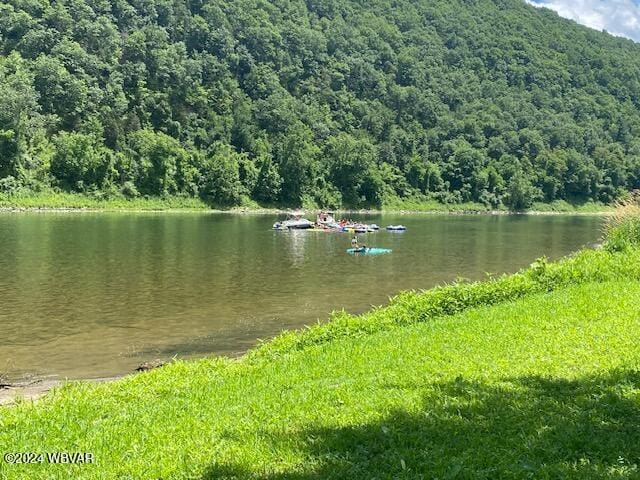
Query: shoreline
[
  {"left": 0, "top": 206, "right": 613, "bottom": 216},
  {"left": 0, "top": 192, "right": 614, "bottom": 215},
  {"left": 0, "top": 376, "right": 121, "bottom": 406}
]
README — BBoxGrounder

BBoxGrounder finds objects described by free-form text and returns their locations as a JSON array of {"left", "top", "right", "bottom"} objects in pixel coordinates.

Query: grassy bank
[
  {"left": 0, "top": 206, "right": 638, "bottom": 479},
  {"left": 0, "top": 191, "right": 210, "bottom": 211},
  {"left": 530, "top": 199, "right": 614, "bottom": 213},
  {"left": 382, "top": 197, "right": 613, "bottom": 213},
  {"left": 0, "top": 191, "right": 614, "bottom": 213},
  {"left": 1, "top": 279, "right": 639, "bottom": 479}
]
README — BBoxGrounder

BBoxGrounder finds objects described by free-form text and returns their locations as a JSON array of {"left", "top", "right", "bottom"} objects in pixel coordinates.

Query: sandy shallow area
[{"left": 0, "top": 377, "right": 120, "bottom": 406}]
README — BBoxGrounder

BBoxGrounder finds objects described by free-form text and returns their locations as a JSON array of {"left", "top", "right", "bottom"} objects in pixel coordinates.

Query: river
[{"left": 0, "top": 212, "right": 604, "bottom": 381}]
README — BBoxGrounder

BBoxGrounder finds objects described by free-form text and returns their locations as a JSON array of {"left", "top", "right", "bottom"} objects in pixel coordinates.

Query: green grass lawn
[{"left": 2, "top": 278, "right": 640, "bottom": 479}]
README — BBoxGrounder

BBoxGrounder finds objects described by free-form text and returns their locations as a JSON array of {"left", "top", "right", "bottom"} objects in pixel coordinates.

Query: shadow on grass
[{"left": 202, "top": 370, "right": 640, "bottom": 479}]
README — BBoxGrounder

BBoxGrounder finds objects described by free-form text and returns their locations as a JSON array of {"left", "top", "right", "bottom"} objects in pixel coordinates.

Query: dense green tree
[
  {"left": 199, "top": 143, "right": 244, "bottom": 205},
  {"left": 0, "top": 130, "right": 20, "bottom": 179},
  {"left": 505, "top": 172, "right": 539, "bottom": 211},
  {"left": 128, "top": 129, "right": 186, "bottom": 195},
  {"left": 274, "top": 121, "right": 319, "bottom": 205},
  {"left": 0, "top": 53, "right": 40, "bottom": 178},
  {"left": 1, "top": 0, "right": 640, "bottom": 208},
  {"left": 50, "top": 132, "right": 107, "bottom": 189},
  {"left": 31, "top": 55, "right": 89, "bottom": 128},
  {"left": 253, "top": 138, "right": 282, "bottom": 203},
  {"left": 325, "top": 133, "right": 379, "bottom": 207}
]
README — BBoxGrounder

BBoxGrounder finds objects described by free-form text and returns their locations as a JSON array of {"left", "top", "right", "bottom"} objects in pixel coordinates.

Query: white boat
[
  {"left": 284, "top": 218, "right": 314, "bottom": 229},
  {"left": 273, "top": 214, "right": 314, "bottom": 230}
]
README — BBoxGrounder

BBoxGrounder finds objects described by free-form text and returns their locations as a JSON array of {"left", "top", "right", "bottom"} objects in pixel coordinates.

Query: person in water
[{"left": 351, "top": 235, "right": 358, "bottom": 248}]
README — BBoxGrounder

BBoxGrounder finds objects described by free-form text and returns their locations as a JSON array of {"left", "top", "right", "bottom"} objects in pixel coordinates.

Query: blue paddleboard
[{"left": 347, "top": 247, "right": 392, "bottom": 255}]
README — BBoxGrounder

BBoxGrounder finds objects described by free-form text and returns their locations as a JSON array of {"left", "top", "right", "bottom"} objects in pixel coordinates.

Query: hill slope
[{"left": 1, "top": 0, "right": 640, "bottom": 208}]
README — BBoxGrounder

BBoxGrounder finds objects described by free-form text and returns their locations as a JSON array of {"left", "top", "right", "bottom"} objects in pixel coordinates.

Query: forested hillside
[{"left": 2, "top": 0, "right": 640, "bottom": 209}]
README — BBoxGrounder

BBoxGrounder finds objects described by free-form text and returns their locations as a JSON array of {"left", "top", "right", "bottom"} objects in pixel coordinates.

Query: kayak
[
  {"left": 386, "top": 225, "right": 407, "bottom": 231},
  {"left": 347, "top": 247, "right": 392, "bottom": 255},
  {"left": 341, "top": 223, "right": 379, "bottom": 233}
]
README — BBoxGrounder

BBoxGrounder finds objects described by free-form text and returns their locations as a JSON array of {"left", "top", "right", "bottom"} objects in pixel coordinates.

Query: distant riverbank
[{"left": 0, "top": 192, "right": 613, "bottom": 215}]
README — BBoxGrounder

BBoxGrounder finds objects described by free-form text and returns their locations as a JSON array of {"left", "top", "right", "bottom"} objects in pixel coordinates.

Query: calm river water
[{"left": 0, "top": 213, "right": 603, "bottom": 381}]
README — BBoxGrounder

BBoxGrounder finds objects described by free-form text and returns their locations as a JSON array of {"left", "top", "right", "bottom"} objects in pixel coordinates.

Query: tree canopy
[{"left": 1, "top": 0, "right": 640, "bottom": 208}]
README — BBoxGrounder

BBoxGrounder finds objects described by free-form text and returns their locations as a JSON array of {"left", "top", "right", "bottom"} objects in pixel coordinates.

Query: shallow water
[{"left": 0, "top": 213, "right": 603, "bottom": 381}]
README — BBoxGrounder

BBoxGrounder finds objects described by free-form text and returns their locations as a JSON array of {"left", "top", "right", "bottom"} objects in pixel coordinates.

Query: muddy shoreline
[
  {"left": 0, "top": 377, "right": 120, "bottom": 406},
  {"left": 0, "top": 360, "right": 170, "bottom": 405}
]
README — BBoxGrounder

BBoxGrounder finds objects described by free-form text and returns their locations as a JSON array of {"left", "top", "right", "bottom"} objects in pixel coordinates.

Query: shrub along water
[{"left": 604, "top": 196, "right": 640, "bottom": 252}]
